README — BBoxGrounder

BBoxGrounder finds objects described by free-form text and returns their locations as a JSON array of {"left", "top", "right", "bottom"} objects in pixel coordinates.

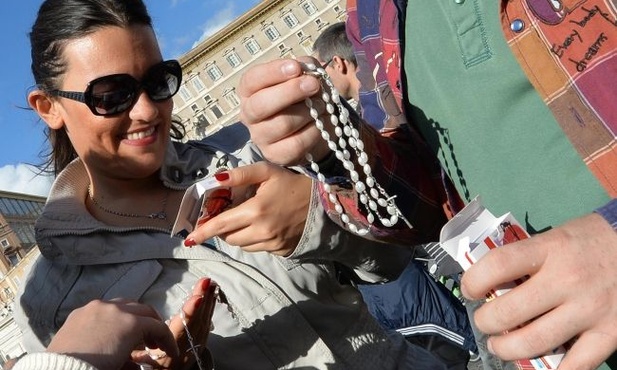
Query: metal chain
[{"left": 87, "top": 184, "right": 169, "bottom": 220}]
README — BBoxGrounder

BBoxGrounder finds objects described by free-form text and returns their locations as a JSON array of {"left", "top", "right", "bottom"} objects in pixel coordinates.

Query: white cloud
[
  {"left": 0, "top": 164, "right": 53, "bottom": 197},
  {"left": 192, "top": 5, "right": 236, "bottom": 48}
]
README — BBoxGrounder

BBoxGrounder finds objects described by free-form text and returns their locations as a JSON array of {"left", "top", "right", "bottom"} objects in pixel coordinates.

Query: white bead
[
  {"left": 335, "top": 150, "right": 344, "bottom": 160},
  {"left": 351, "top": 128, "right": 360, "bottom": 138},
  {"left": 344, "top": 126, "right": 352, "bottom": 136},
  {"left": 332, "top": 93, "right": 341, "bottom": 103},
  {"left": 330, "top": 115, "right": 339, "bottom": 125},
  {"left": 305, "top": 98, "right": 313, "bottom": 108},
  {"left": 377, "top": 198, "right": 388, "bottom": 207},
  {"left": 387, "top": 205, "right": 398, "bottom": 216},
  {"left": 390, "top": 215, "right": 399, "bottom": 225},
  {"left": 363, "top": 164, "right": 372, "bottom": 175},
  {"left": 381, "top": 218, "right": 392, "bottom": 227},
  {"left": 309, "top": 108, "right": 319, "bottom": 119},
  {"left": 323, "top": 184, "right": 331, "bottom": 192},
  {"left": 315, "top": 119, "right": 324, "bottom": 130},
  {"left": 321, "top": 131, "right": 330, "bottom": 141},
  {"left": 350, "top": 170, "right": 359, "bottom": 182},
  {"left": 348, "top": 138, "right": 357, "bottom": 148},
  {"left": 322, "top": 92, "right": 330, "bottom": 102},
  {"left": 335, "top": 204, "right": 344, "bottom": 214},
  {"left": 306, "top": 62, "right": 317, "bottom": 70},
  {"left": 341, "top": 214, "right": 349, "bottom": 224},
  {"left": 348, "top": 223, "right": 358, "bottom": 233},
  {"left": 360, "top": 194, "right": 368, "bottom": 204},
  {"left": 355, "top": 181, "right": 366, "bottom": 193},
  {"left": 370, "top": 189, "right": 380, "bottom": 199},
  {"left": 329, "top": 194, "right": 338, "bottom": 203},
  {"left": 343, "top": 160, "right": 354, "bottom": 171},
  {"left": 317, "top": 173, "right": 325, "bottom": 182},
  {"left": 328, "top": 141, "right": 338, "bottom": 151},
  {"left": 338, "top": 138, "right": 346, "bottom": 148},
  {"left": 367, "top": 213, "right": 375, "bottom": 223},
  {"left": 335, "top": 127, "right": 343, "bottom": 137},
  {"left": 356, "top": 227, "right": 369, "bottom": 236},
  {"left": 326, "top": 103, "right": 335, "bottom": 114},
  {"left": 311, "top": 162, "right": 320, "bottom": 172},
  {"left": 306, "top": 153, "right": 314, "bottom": 161},
  {"left": 340, "top": 114, "right": 348, "bottom": 124},
  {"left": 366, "top": 177, "right": 375, "bottom": 187},
  {"left": 358, "top": 153, "right": 368, "bottom": 166},
  {"left": 369, "top": 200, "right": 377, "bottom": 211},
  {"left": 343, "top": 150, "right": 351, "bottom": 160},
  {"left": 356, "top": 141, "right": 364, "bottom": 151}
]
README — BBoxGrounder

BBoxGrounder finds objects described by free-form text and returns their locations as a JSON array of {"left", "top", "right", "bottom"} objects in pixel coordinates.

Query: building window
[
  {"left": 191, "top": 76, "right": 205, "bottom": 92},
  {"left": 301, "top": 1, "right": 317, "bottom": 15},
  {"left": 190, "top": 104, "right": 201, "bottom": 113},
  {"left": 179, "top": 86, "right": 191, "bottom": 103},
  {"left": 224, "top": 89, "right": 240, "bottom": 108},
  {"left": 264, "top": 25, "right": 280, "bottom": 42},
  {"left": 206, "top": 65, "right": 223, "bottom": 81},
  {"left": 226, "top": 52, "right": 242, "bottom": 68},
  {"left": 282, "top": 13, "right": 299, "bottom": 29},
  {"left": 244, "top": 38, "right": 261, "bottom": 55},
  {"left": 296, "top": 30, "right": 305, "bottom": 39},
  {"left": 0, "top": 239, "right": 8, "bottom": 248},
  {"left": 315, "top": 18, "right": 323, "bottom": 27},
  {"left": 301, "top": 39, "right": 313, "bottom": 54},
  {"left": 211, "top": 105, "right": 224, "bottom": 119}
]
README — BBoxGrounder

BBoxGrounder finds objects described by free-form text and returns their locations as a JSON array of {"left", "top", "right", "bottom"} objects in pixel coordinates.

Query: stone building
[
  {"left": 172, "top": 0, "right": 346, "bottom": 139},
  {"left": 0, "top": 191, "right": 45, "bottom": 366}
]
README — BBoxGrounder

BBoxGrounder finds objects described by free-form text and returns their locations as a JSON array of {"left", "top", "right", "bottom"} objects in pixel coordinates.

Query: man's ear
[
  {"left": 332, "top": 55, "right": 349, "bottom": 74},
  {"left": 28, "top": 90, "right": 64, "bottom": 130}
]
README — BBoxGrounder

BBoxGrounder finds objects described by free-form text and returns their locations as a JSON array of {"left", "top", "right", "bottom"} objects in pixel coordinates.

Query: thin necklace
[{"left": 88, "top": 184, "right": 169, "bottom": 220}]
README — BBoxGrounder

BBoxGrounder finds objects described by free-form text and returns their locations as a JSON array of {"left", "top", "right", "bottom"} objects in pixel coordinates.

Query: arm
[{"left": 237, "top": 58, "right": 449, "bottom": 245}]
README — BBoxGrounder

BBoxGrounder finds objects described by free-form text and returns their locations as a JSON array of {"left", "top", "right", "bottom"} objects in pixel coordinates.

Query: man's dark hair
[{"left": 312, "top": 22, "right": 357, "bottom": 67}]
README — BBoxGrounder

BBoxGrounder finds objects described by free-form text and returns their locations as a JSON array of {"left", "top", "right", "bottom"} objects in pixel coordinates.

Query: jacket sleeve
[
  {"left": 286, "top": 180, "right": 414, "bottom": 283},
  {"left": 12, "top": 353, "right": 98, "bottom": 370}
]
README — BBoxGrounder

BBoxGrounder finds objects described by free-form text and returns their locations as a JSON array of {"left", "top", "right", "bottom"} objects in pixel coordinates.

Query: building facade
[
  {"left": 172, "top": 0, "right": 346, "bottom": 139},
  {"left": 0, "top": 191, "right": 45, "bottom": 366}
]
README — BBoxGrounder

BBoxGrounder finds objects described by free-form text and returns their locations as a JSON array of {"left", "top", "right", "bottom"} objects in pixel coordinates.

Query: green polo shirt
[{"left": 404, "top": 0, "right": 609, "bottom": 232}]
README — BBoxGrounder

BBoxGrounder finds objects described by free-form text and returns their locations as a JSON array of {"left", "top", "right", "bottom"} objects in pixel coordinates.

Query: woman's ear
[{"left": 28, "top": 90, "right": 64, "bottom": 130}]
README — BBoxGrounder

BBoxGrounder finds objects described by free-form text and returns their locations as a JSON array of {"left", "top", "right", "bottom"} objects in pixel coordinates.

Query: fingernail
[
  {"left": 300, "top": 77, "right": 319, "bottom": 93},
  {"left": 184, "top": 238, "right": 197, "bottom": 248},
  {"left": 487, "top": 338, "right": 495, "bottom": 354},
  {"left": 215, "top": 172, "right": 229, "bottom": 181},
  {"left": 281, "top": 61, "right": 298, "bottom": 76},
  {"left": 200, "top": 278, "right": 211, "bottom": 291}
]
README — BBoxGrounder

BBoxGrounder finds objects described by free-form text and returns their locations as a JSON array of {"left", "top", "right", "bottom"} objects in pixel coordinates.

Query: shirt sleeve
[
  {"left": 595, "top": 198, "right": 617, "bottom": 230},
  {"left": 12, "top": 353, "right": 98, "bottom": 370}
]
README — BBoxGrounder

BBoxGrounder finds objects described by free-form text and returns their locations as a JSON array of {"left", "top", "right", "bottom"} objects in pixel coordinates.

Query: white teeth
[{"left": 126, "top": 126, "right": 155, "bottom": 140}]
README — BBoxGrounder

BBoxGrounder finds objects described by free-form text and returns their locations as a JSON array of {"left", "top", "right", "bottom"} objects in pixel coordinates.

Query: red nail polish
[
  {"left": 214, "top": 172, "right": 229, "bottom": 181},
  {"left": 200, "top": 278, "right": 211, "bottom": 291},
  {"left": 184, "top": 238, "right": 197, "bottom": 247}
]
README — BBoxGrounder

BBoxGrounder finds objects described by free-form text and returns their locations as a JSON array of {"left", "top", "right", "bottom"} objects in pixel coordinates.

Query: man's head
[{"left": 312, "top": 22, "right": 360, "bottom": 102}]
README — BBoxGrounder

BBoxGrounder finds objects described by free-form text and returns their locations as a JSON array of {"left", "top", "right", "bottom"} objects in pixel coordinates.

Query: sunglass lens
[
  {"left": 89, "top": 76, "right": 136, "bottom": 115},
  {"left": 145, "top": 62, "right": 181, "bottom": 101}
]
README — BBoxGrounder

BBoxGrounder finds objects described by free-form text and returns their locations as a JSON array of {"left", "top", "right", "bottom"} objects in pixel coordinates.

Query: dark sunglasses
[{"left": 49, "top": 60, "right": 182, "bottom": 116}]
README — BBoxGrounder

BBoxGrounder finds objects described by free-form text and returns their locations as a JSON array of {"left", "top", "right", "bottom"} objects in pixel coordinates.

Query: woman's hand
[
  {"left": 132, "top": 278, "right": 218, "bottom": 370},
  {"left": 238, "top": 58, "right": 332, "bottom": 166},
  {"left": 46, "top": 299, "right": 178, "bottom": 370},
  {"left": 185, "top": 162, "right": 312, "bottom": 256}
]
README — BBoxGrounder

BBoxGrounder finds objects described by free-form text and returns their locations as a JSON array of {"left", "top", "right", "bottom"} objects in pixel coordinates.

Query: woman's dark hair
[{"left": 30, "top": 0, "right": 185, "bottom": 176}]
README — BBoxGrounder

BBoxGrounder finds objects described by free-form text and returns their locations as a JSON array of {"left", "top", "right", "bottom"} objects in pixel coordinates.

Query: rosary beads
[{"left": 302, "top": 62, "right": 411, "bottom": 235}]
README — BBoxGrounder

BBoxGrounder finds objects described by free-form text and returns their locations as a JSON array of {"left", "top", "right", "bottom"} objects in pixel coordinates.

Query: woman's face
[{"left": 49, "top": 25, "right": 173, "bottom": 180}]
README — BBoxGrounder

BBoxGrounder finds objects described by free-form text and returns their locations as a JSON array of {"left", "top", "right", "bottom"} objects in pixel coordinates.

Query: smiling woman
[{"left": 11, "top": 1, "right": 425, "bottom": 370}]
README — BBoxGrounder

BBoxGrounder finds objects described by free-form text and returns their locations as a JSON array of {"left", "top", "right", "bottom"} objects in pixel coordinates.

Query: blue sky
[{"left": 0, "top": 0, "right": 260, "bottom": 196}]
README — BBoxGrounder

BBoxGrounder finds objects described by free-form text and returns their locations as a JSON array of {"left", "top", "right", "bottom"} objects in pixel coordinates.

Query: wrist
[{"left": 594, "top": 198, "right": 617, "bottom": 230}]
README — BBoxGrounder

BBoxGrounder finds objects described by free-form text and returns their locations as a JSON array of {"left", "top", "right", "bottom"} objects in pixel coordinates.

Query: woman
[{"left": 15, "top": 0, "right": 430, "bottom": 369}]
